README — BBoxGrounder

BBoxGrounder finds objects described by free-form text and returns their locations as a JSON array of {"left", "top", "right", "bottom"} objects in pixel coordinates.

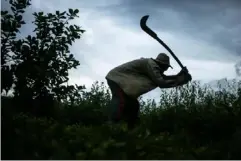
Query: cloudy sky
[{"left": 2, "top": 0, "right": 241, "bottom": 99}]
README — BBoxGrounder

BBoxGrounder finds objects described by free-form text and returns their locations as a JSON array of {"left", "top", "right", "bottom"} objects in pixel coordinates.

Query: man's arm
[
  {"left": 163, "top": 74, "right": 177, "bottom": 79},
  {"left": 146, "top": 59, "right": 185, "bottom": 88}
]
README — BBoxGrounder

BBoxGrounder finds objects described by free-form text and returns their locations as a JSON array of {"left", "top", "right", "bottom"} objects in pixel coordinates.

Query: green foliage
[
  {"left": 1, "top": 0, "right": 31, "bottom": 94},
  {"left": 2, "top": 81, "right": 241, "bottom": 159},
  {"left": 1, "top": 0, "right": 85, "bottom": 116}
]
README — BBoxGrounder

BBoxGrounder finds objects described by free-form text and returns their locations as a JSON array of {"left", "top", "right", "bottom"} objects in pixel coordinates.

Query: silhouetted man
[{"left": 106, "top": 53, "right": 192, "bottom": 129}]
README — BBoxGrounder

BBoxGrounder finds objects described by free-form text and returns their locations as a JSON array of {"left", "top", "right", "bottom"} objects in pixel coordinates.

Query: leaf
[
  {"left": 11, "top": 6, "right": 16, "bottom": 11},
  {"left": 68, "top": 8, "right": 74, "bottom": 15},
  {"left": 74, "top": 9, "right": 79, "bottom": 14},
  {"left": 69, "top": 54, "right": 73, "bottom": 59},
  {"left": 1, "top": 11, "right": 8, "bottom": 15},
  {"left": 60, "top": 16, "right": 66, "bottom": 19},
  {"left": 69, "top": 25, "right": 74, "bottom": 31},
  {"left": 39, "top": 12, "right": 44, "bottom": 16},
  {"left": 20, "top": 20, "right": 26, "bottom": 24},
  {"left": 60, "top": 11, "right": 66, "bottom": 16},
  {"left": 18, "top": 9, "right": 24, "bottom": 13},
  {"left": 16, "top": 15, "right": 23, "bottom": 21}
]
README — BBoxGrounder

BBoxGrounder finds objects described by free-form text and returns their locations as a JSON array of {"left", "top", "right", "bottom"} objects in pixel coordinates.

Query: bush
[{"left": 2, "top": 80, "right": 241, "bottom": 160}]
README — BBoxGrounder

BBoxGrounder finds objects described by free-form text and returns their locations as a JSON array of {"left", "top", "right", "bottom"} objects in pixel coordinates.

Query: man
[{"left": 105, "top": 53, "right": 192, "bottom": 129}]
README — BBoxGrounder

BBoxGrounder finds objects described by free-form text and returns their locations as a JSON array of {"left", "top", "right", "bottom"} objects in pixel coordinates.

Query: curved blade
[
  {"left": 140, "top": 15, "right": 157, "bottom": 39},
  {"left": 140, "top": 15, "right": 149, "bottom": 29}
]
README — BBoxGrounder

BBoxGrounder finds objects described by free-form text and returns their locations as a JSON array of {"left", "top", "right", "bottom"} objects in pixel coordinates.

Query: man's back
[{"left": 106, "top": 58, "right": 158, "bottom": 98}]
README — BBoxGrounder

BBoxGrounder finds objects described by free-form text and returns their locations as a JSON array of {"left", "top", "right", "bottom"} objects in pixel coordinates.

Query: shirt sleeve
[{"left": 146, "top": 59, "right": 180, "bottom": 88}]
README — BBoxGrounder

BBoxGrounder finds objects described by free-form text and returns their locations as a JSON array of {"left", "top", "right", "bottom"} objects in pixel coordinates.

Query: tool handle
[
  {"left": 182, "top": 66, "right": 189, "bottom": 73},
  {"left": 155, "top": 38, "right": 186, "bottom": 70}
]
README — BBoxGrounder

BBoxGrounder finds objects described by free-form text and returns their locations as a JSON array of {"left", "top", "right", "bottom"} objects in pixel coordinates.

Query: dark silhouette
[{"left": 106, "top": 53, "right": 191, "bottom": 129}]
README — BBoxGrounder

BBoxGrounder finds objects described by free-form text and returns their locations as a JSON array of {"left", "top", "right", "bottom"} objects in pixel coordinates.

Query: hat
[{"left": 155, "top": 53, "right": 173, "bottom": 68}]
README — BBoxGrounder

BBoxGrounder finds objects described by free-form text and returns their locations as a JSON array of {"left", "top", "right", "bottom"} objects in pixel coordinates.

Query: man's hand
[
  {"left": 176, "top": 71, "right": 192, "bottom": 86},
  {"left": 177, "top": 68, "right": 189, "bottom": 76},
  {"left": 186, "top": 73, "right": 192, "bottom": 82}
]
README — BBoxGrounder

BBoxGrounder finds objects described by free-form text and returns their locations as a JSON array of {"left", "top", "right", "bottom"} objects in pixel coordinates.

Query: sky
[{"left": 2, "top": 0, "right": 241, "bottom": 99}]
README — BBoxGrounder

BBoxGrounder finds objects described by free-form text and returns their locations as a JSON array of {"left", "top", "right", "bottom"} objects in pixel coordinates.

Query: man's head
[{"left": 154, "top": 53, "right": 173, "bottom": 71}]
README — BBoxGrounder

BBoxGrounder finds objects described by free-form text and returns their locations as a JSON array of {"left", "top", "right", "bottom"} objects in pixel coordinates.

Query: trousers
[{"left": 106, "top": 78, "right": 140, "bottom": 128}]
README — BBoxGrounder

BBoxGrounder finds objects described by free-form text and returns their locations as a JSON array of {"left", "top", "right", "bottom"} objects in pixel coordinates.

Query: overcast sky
[{"left": 2, "top": 0, "right": 241, "bottom": 99}]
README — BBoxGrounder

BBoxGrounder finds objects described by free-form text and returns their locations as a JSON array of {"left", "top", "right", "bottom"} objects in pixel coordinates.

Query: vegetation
[{"left": 1, "top": 0, "right": 241, "bottom": 159}]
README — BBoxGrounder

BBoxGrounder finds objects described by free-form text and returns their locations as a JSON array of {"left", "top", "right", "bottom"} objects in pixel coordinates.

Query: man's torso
[{"left": 106, "top": 58, "right": 158, "bottom": 98}]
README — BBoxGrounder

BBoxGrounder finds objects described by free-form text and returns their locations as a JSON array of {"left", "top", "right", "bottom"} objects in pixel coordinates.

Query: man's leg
[
  {"left": 125, "top": 97, "right": 140, "bottom": 129},
  {"left": 106, "top": 79, "right": 126, "bottom": 123},
  {"left": 106, "top": 79, "right": 140, "bottom": 129}
]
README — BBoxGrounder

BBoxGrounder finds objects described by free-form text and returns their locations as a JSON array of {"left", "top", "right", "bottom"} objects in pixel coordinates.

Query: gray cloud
[
  {"left": 97, "top": 0, "right": 241, "bottom": 57},
  {"left": 3, "top": 0, "right": 241, "bottom": 58}
]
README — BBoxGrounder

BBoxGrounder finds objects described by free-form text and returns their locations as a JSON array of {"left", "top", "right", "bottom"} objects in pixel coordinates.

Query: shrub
[{"left": 2, "top": 81, "right": 241, "bottom": 159}]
